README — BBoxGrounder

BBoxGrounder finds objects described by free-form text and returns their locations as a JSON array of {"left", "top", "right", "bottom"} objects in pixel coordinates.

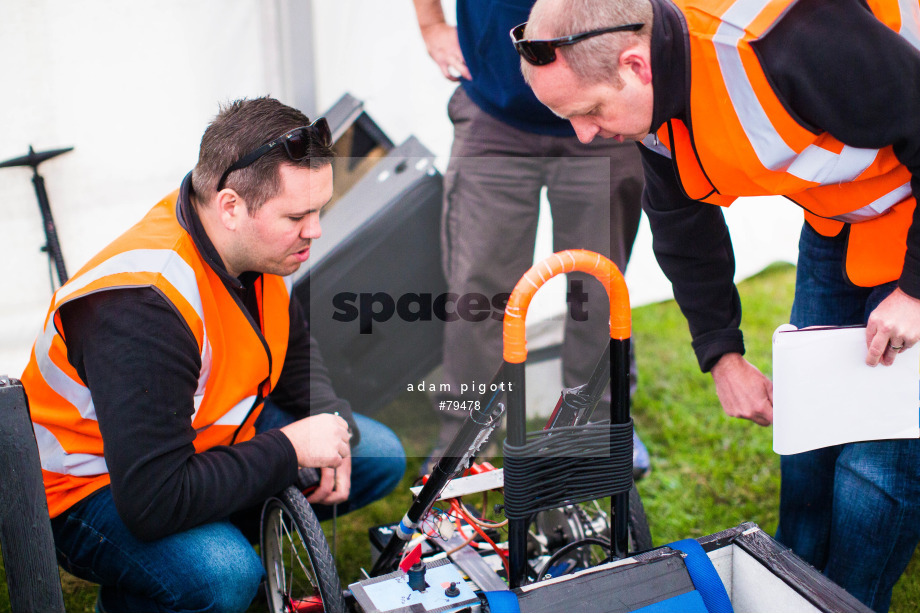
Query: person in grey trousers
[{"left": 412, "top": 0, "right": 650, "bottom": 477}]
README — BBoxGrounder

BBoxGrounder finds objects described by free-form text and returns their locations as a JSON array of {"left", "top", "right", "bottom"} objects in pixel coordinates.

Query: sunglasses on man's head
[
  {"left": 217, "top": 117, "right": 332, "bottom": 191},
  {"left": 510, "top": 22, "right": 644, "bottom": 66}
]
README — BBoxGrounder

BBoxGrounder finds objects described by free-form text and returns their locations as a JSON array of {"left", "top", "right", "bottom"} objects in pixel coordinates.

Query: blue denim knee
[{"left": 53, "top": 488, "right": 264, "bottom": 612}]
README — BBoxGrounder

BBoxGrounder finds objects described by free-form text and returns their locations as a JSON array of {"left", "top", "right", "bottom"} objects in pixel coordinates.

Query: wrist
[
  {"left": 419, "top": 19, "right": 447, "bottom": 31},
  {"left": 711, "top": 352, "right": 743, "bottom": 376}
]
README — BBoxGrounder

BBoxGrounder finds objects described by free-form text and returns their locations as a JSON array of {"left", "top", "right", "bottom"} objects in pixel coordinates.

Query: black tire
[
  {"left": 260, "top": 486, "right": 346, "bottom": 613},
  {"left": 628, "top": 482, "right": 653, "bottom": 552}
]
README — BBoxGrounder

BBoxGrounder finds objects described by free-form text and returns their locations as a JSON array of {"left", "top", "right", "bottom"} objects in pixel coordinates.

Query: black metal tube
[
  {"left": 584, "top": 341, "right": 613, "bottom": 410},
  {"left": 505, "top": 361, "right": 528, "bottom": 588},
  {"left": 610, "top": 338, "right": 631, "bottom": 560},
  {"left": 576, "top": 340, "right": 612, "bottom": 425},
  {"left": 370, "top": 366, "right": 508, "bottom": 576},
  {"left": 544, "top": 341, "right": 612, "bottom": 429},
  {"left": 32, "top": 171, "right": 68, "bottom": 286},
  {"left": 505, "top": 362, "right": 526, "bottom": 447},
  {"left": 0, "top": 146, "right": 73, "bottom": 290},
  {"left": 610, "top": 339, "right": 630, "bottom": 424}
]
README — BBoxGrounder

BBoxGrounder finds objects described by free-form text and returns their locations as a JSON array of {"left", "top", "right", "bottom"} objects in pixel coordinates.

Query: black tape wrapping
[{"left": 502, "top": 420, "right": 633, "bottom": 521}]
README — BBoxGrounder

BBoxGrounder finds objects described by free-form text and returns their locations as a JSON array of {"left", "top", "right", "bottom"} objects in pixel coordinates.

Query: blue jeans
[
  {"left": 51, "top": 410, "right": 405, "bottom": 612},
  {"left": 777, "top": 223, "right": 920, "bottom": 612}
]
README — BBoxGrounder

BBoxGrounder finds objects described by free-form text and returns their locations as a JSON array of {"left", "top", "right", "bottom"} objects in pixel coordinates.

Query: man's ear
[
  {"left": 214, "top": 189, "right": 247, "bottom": 230},
  {"left": 620, "top": 43, "right": 653, "bottom": 85}
]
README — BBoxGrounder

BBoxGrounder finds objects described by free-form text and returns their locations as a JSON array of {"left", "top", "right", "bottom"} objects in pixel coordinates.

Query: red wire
[{"left": 450, "top": 499, "right": 510, "bottom": 577}]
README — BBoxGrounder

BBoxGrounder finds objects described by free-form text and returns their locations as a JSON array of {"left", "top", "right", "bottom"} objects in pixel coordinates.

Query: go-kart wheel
[
  {"left": 260, "top": 486, "right": 346, "bottom": 613},
  {"left": 628, "top": 482, "right": 653, "bottom": 552}
]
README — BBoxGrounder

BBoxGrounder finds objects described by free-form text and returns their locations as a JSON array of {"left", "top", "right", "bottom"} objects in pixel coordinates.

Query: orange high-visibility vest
[
  {"left": 645, "top": 0, "right": 920, "bottom": 287},
  {"left": 21, "top": 191, "right": 291, "bottom": 518}
]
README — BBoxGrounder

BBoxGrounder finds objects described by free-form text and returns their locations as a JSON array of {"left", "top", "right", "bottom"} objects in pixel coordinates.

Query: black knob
[
  {"left": 444, "top": 582, "right": 460, "bottom": 598},
  {"left": 407, "top": 562, "right": 428, "bottom": 592}
]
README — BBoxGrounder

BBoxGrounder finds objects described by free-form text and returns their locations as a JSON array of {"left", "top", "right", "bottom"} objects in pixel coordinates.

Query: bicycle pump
[{"left": 0, "top": 145, "right": 73, "bottom": 290}]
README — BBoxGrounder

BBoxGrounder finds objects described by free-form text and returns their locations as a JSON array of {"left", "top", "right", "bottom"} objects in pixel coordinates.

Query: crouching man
[{"left": 21, "top": 96, "right": 406, "bottom": 612}]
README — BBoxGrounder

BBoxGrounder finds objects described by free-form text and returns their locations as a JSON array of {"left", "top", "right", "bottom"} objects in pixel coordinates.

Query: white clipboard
[{"left": 772, "top": 324, "right": 920, "bottom": 455}]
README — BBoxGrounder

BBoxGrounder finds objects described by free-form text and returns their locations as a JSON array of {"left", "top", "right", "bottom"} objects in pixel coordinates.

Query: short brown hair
[
  {"left": 523, "top": 0, "right": 653, "bottom": 88},
  {"left": 192, "top": 97, "right": 334, "bottom": 213}
]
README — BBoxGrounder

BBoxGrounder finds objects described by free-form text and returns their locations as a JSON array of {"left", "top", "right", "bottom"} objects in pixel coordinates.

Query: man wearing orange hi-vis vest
[
  {"left": 20, "top": 97, "right": 405, "bottom": 612},
  {"left": 516, "top": 0, "right": 920, "bottom": 610}
]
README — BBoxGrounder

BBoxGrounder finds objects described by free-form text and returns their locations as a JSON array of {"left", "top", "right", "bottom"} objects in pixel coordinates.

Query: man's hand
[
  {"left": 865, "top": 288, "right": 920, "bottom": 366},
  {"left": 307, "top": 456, "right": 352, "bottom": 506},
  {"left": 413, "top": 0, "right": 470, "bottom": 81},
  {"left": 710, "top": 353, "right": 774, "bottom": 426},
  {"left": 280, "top": 413, "right": 351, "bottom": 469},
  {"left": 419, "top": 22, "right": 471, "bottom": 81}
]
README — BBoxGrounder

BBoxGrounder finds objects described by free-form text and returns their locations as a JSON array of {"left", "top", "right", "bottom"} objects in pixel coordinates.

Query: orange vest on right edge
[{"left": 647, "top": 0, "right": 920, "bottom": 287}]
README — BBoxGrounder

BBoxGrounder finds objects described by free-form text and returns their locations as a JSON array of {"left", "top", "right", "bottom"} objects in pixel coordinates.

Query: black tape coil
[{"left": 502, "top": 420, "right": 634, "bottom": 521}]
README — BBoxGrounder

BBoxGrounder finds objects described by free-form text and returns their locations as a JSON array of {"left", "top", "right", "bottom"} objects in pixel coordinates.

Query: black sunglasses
[
  {"left": 216, "top": 117, "right": 332, "bottom": 191},
  {"left": 510, "top": 22, "right": 644, "bottom": 66}
]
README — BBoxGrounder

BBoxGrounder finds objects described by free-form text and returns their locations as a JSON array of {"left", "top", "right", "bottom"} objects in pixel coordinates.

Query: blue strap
[
  {"left": 667, "top": 539, "right": 734, "bottom": 613},
  {"left": 483, "top": 590, "right": 521, "bottom": 613}
]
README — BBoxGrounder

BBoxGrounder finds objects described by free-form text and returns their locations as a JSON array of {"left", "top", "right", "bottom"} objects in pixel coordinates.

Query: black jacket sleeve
[
  {"left": 268, "top": 297, "right": 361, "bottom": 444},
  {"left": 640, "top": 144, "right": 745, "bottom": 372},
  {"left": 59, "top": 288, "right": 299, "bottom": 541}
]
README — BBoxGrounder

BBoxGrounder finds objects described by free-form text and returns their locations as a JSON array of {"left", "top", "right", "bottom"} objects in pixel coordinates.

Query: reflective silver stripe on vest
[
  {"left": 191, "top": 326, "right": 212, "bottom": 423},
  {"left": 55, "top": 249, "right": 204, "bottom": 319},
  {"left": 37, "top": 249, "right": 207, "bottom": 424},
  {"left": 830, "top": 181, "right": 914, "bottom": 223},
  {"left": 35, "top": 324, "right": 95, "bottom": 420},
  {"left": 212, "top": 395, "right": 258, "bottom": 427},
  {"left": 33, "top": 423, "right": 108, "bottom": 477},
  {"left": 713, "top": 0, "right": 881, "bottom": 184}
]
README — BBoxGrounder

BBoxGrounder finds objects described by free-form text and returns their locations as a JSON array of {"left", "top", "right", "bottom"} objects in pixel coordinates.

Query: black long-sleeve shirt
[
  {"left": 58, "top": 174, "right": 359, "bottom": 541},
  {"left": 642, "top": 0, "right": 920, "bottom": 372}
]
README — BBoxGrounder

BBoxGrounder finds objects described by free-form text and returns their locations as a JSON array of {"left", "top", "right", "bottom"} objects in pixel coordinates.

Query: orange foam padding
[{"left": 502, "top": 250, "right": 629, "bottom": 364}]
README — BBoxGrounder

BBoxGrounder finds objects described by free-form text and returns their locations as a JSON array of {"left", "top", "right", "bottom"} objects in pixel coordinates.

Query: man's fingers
[
  {"left": 881, "top": 340, "right": 904, "bottom": 366},
  {"left": 327, "top": 475, "right": 349, "bottom": 504},
  {"left": 306, "top": 467, "right": 349, "bottom": 505},
  {"left": 438, "top": 58, "right": 469, "bottom": 82},
  {"left": 865, "top": 321, "right": 877, "bottom": 347},
  {"left": 306, "top": 468, "right": 335, "bottom": 503},
  {"left": 451, "top": 58, "right": 471, "bottom": 81},
  {"left": 306, "top": 485, "right": 330, "bottom": 503},
  {"left": 280, "top": 413, "right": 352, "bottom": 468},
  {"left": 439, "top": 62, "right": 460, "bottom": 81},
  {"left": 316, "top": 441, "right": 349, "bottom": 468},
  {"left": 866, "top": 333, "right": 889, "bottom": 367},
  {"left": 711, "top": 353, "right": 774, "bottom": 426},
  {"left": 331, "top": 461, "right": 351, "bottom": 503}
]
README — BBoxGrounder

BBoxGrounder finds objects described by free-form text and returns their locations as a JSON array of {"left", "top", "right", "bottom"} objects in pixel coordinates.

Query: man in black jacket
[
  {"left": 24, "top": 97, "right": 405, "bottom": 612},
  {"left": 516, "top": 0, "right": 920, "bottom": 610}
]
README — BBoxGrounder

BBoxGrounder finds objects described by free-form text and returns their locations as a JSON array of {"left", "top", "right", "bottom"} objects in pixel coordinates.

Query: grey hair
[{"left": 522, "top": 0, "right": 653, "bottom": 88}]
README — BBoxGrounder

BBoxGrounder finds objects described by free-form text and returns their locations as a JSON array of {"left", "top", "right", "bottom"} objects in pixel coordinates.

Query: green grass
[{"left": 3, "top": 262, "right": 918, "bottom": 611}]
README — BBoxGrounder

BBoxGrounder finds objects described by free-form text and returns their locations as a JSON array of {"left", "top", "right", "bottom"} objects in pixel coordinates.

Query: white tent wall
[
  {"left": 0, "top": 0, "right": 799, "bottom": 379},
  {"left": 0, "top": 0, "right": 303, "bottom": 375}
]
